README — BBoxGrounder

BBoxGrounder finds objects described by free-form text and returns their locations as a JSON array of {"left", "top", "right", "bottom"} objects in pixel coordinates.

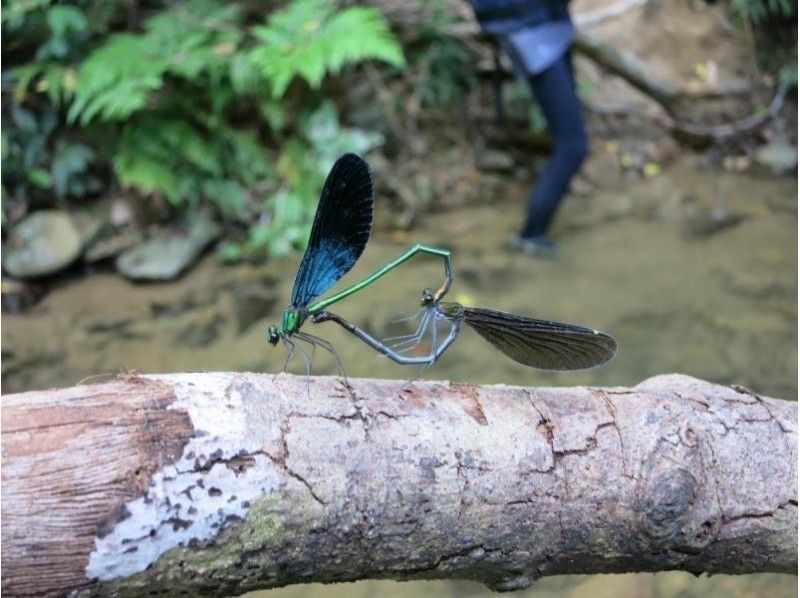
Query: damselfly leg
[
  {"left": 281, "top": 337, "right": 296, "bottom": 372},
  {"left": 386, "top": 310, "right": 433, "bottom": 351},
  {"left": 295, "top": 330, "right": 349, "bottom": 382},
  {"left": 311, "top": 309, "right": 460, "bottom": 366},
  {"left": 415, "top": 309, "right": 458, "bottom": 376},
  {"left": 382, "top": 307, "right": 430, "bottom": 345}
]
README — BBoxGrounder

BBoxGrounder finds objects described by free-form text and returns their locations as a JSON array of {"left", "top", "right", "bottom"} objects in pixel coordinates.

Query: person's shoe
[{"left": 506, "top": 233, "right": 560, "bottom": 259}]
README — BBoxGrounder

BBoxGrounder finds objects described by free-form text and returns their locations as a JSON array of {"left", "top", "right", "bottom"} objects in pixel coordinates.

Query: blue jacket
[
  {"left": 470, "top": 0, "right": 574, "bottom": 76},
  {"left": 470, "top": 0, "right": 570, "bottom": 35}
]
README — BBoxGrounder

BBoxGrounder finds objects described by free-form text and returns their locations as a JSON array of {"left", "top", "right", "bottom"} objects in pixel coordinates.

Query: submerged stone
[
  {"left": 1, "top": 277, "right": 47, "bottom": 312},
  {"left": 753, "top": 139, "right": 797, "bottom": 176},
  {"left": 232, "top": 284, "right": 279, "bottom": 334},
  {"left": 679, "top": 194, "right": 746, "bottom": 239},
  {"left": 116, "top": 213, "right": 220, "bottom": 281},
  {"left": 477, "top": 149, "right": 516, "bottom": 173},
  {"left": 70, "top": 208, "right": 109, "bottom": 253},
  {"left": 84, "top": 227, "right": 143, "bottom": 263},
  {"left": 2, "top": 210, "right": 82, "bottom": 278},
  {"left": 173, "top": 311, "right": 225, "bottom": 347}
]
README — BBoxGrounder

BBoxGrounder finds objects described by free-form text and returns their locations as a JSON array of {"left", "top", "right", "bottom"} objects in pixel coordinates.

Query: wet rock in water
[
  {"left": 722, "top": 268, "right": 793, "bottom": 301},
  {"left": 1, "top": 278, "right": 47, "bottom": 312},
  {"left": 2, "top": 210, "right": 83, "bottom": 278},
  {"left": 1, "top": 346, "right": 68, "bottom": 394},
  {"left": 477, "top": 149, "right": 516, "bottom": 173},
  {"left": 583, "top": 149, "right": 622, "bottom": 188},
  {"left": 85, "top": 315, "right": 137, "bottom": 334},
  {"left": 150, "top": 286, "right": 220, "bottom": 319},
  {"left": 232, "top": 285, "right": 279, "bottom": 334},
  {"left": 71, "top": 208, "right": 109, "bottom": 253},
  {"left": 116, "top": 213, "right": 220, "bottom": 281},
  {"left": 752, "top": 139, "right": 797, "bottom": 176},
  {"left": 679, "top": 194, "right": 746, "bottom": 239},
  {"left": 84, "top": 227, "right": 143, "bottom": 263},
  {"left": 73, "top": 202, "right": 142, "bottom": 263},
  {"left": 174, "top": 311, "right": 225, "bottom": 347}
]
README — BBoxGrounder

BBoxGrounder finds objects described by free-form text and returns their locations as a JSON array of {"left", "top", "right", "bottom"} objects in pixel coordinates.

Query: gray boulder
[{"left": 3, "top": 210, "right": 82, "bottom": 278}]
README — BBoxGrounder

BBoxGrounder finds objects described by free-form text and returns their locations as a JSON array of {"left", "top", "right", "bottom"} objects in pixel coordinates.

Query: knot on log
[{"left": 640, "top": 467, "right": 702, "bottom": 545}]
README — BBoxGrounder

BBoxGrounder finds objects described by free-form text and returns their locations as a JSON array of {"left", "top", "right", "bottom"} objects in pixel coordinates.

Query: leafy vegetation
[
  {"left": 730, "top": 0, "right": 795, "bottom": 23},
  {"left": 250, "top": 0, "right": 404, "bottom": 98},
  {"left": 3, "top": 0, "right": 794, "bottom": 265},
  {"left": 730, "top": 0, "right": 797, "bottom": 87},
  {"left": 407, "top": 1, "right": 476, "bottom": 109},
  {"left": 3, "top": 0, "right": 404, "bottom": 259}
]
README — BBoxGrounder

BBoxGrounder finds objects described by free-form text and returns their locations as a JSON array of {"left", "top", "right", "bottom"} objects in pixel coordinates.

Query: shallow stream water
[{"left": 3, "top": 156, "right": 796, "bottom": 596}]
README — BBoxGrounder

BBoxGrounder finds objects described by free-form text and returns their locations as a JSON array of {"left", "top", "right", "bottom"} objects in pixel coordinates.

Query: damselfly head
[
  {"left": 420, "top": 288, "right": 434, "bottom": 307},
  {"left": 267, "top": 325, "right": 281, "bottom": 346}
]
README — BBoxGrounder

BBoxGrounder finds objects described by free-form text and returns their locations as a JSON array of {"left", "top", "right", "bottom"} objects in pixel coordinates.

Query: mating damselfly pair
[{"left": 267, "top": 153, "right": 616, "bottom": 375}]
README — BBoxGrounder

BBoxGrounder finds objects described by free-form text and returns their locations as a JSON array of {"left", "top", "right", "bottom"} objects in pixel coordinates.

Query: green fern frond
[
  {"left": 731, "top": 0, "right": 796, "bottom": 22},
  {"left": 68, "top": 0, "right": 242, "bottom": 125},
  {"left": 321, "top": 7, "right": 405, "bottom": 74},
  {"left": 145, "top": 0, "right": 243, "bottom": 80},
  {"left": 67, "top": 34, "right": 167, "bottom": 124},
  {"left": 250, "top": 0, "right": 405, "bottom": 97},
  {"left": 114, "top": 151, "right": 180, "bottom": 203}
]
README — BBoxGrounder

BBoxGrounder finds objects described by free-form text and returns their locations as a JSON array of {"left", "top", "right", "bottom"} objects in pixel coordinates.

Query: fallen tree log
[
  {"left": 574, "top": 0, "right": 649, "bottom": 28},
  {"left": 1, "top": 373, "right": 796, "bottom": 597},
  {"left": 571, "top": 29, "right": 681, "bottom": 112}
]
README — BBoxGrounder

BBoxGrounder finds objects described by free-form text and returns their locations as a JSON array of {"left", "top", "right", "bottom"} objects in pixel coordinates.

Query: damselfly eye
[
  {"left": 420, "top": 289, "right": 434, "bottom": 306},
  {"left": 267, "top": 325, "right": 280, "bottom": 346}
]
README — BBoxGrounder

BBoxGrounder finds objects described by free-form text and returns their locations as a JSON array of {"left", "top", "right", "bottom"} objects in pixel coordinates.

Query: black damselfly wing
[
  {"left": 290, "top": 153, "right": 374, "bottom": 308},
  {"left": 463, "top": 306, "right": 617, "bottom": 370}
]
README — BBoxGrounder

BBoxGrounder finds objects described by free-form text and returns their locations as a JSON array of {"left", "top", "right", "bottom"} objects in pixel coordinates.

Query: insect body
[
  {"left": 316, "top": 288, "right": 617, "bottom": 371},
  {"left": 423, "top": 292, "right": 617, "bottom": 370},
  {"left": 267, "top": 153, "right": 452, "bottom": 372},
  {"left": 268, "top": 152, "right": 615, "bottom": 373}
]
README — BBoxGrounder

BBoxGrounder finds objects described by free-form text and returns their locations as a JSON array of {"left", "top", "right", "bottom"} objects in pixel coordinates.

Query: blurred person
[{"left": 471, "top": 0, "right": 586, "bottom": 257}]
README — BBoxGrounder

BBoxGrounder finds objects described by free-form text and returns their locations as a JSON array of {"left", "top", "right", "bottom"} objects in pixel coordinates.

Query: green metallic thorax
[{"left": 281, "top": 309, "right": 306, "bottom": 335}]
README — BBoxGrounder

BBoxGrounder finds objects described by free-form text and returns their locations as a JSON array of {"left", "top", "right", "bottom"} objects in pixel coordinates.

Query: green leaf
[
  {"left": 46, "top": 5, "right": 87, "bottom": 38},
  {"left": 11, "top": 106, "right": 38, "bottom": 133},
  {"left": 303, "top": 101, "right": 383, "bottom": 166},
  {"left": 114, "top": 152, "right": 179, "bottom": 203},
  {"left": 67, "top": 0, "right": 243, "bottom": 124},
  {"left": 52, "top": 142, "right": 94, "bottom": 198},
  {"left": 250, "top": 0, "right": 405, "bottom": 97},
  {"left": 230, "top": 52, "right": 261, "bottom": 94},
  {"left": 2, "top": 0, "right": 51, "bottom": 25},
  {"left": 11, "top": 64, "right": 43, "bottom": 101},
  {"left": 224, "top": 129, "right": 272, "bottom": 184},
  {"left": 203, "top": 179, "right": 248, "bottom": 218},
  {"left": 259, "top": 98, "right": 285, "bottom": 131},
  {"left": 218, "top": 241, "right": 243, "bottom": 263},
  {"left": 68, "top": 34, "right": 168, "bottom": 124},
  {"left": 28, "top": 167, "right": 52, "bottom": 188}
]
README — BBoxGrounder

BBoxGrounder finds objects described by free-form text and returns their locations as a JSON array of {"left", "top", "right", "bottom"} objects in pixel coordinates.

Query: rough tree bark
[{"left": 2, "top": 373, "right": 796, "bottom": 597}]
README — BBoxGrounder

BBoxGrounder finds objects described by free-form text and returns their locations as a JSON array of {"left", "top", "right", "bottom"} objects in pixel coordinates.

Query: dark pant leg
[{"left": 521, "top": 52, "right": 588, "bottom": 238}]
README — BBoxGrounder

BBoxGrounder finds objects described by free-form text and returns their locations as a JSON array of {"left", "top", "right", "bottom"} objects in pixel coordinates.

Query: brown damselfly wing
[{"left": 461, "top": 306, "right": 617, "bottom": 370}]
